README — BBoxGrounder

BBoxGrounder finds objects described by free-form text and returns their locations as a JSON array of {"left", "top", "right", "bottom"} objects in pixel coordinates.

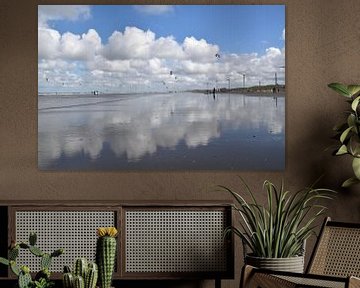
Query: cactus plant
[
  {"left": 63, "top": 272, "right": 74, "bottom": 288},
  {"left": 62, "top": 259, "right": 98, "bottom": 288},
  {"left": 0, "top": 232, "right": 63, "bottom": 288},
  {"left": 19, "top": 267, "right": 32, "bottom": 288},
  {"left": 96, "top": 227, "right": 118, "bottom": 288},
  {"left": 85, "top": 262, "right": 98, "bottom": 288},
  {"left": 73, "top": 275, "right": 85, "bottom": 288},
  {"left": 74, "top": 258, "right": 88, "bottom": 279},
  {"left": 41, "top": 253, "right": 52, "bottom": 270}
]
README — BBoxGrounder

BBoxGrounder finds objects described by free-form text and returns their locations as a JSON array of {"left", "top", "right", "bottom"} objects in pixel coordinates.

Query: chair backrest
[{"left": 307, "top": 217, "right": 360, "bottom": 277}]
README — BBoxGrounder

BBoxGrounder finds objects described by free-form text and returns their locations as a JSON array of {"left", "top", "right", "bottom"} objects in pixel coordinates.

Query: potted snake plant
[
  {"left": 328, "top": 83, "right": 360, "bottom": 187},
  {"left": 220, "top": 178, "right": 335, "bottom": 273}
]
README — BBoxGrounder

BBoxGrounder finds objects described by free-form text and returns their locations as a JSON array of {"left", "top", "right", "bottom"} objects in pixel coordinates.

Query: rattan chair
[{"left": 241, "top": 217, "right": 360, "bottom": 288}]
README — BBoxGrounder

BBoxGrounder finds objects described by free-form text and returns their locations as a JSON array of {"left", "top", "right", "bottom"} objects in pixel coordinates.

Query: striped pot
[{"left": 245, "top": 254, "right": 305, "bottom": 273}]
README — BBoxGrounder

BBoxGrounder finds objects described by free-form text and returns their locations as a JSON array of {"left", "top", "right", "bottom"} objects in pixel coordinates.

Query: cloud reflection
[{"left": 38, "top": 93, "right": 284, "bottom": 168}]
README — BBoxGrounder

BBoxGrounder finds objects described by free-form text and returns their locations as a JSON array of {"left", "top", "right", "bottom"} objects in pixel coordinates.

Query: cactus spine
[{"left": 96, "top": 227, "right": 118, "bottom": 288}]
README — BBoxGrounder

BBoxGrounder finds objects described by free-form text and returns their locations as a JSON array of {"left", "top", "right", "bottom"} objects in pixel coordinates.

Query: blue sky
[
  {"left": 46, "top": 5, "right": 284, "bottom": 55},
  {"left": 38, "top": 5, "right": 285, "bottom": 93}
]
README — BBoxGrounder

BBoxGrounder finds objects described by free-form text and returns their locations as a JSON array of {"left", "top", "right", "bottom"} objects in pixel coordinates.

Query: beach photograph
[{"left": 38, "top": 5, "right": 285, "bottom": 170}]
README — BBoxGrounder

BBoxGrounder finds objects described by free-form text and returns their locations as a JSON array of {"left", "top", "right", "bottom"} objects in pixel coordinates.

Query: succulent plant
[
  {"left": 62, "top": 266, "right": 74, "bottom": 288},
  {"left": 63, "top": 259, "right": 98, "bottom": 288},
  {"left": 0, "top": 232, "right": 63, "bottom": 288},
  {"left": 74, "top": 258, "right": 88, "bottom": 280},
  {"left": 73, "top": 275, "right": 85, "bottom": 288},
  {"left": 96, "top": 227, "right": 118, "bottom": 288},
  {"left": 85, "top": 262, "right": 98, "bottom": 288}
]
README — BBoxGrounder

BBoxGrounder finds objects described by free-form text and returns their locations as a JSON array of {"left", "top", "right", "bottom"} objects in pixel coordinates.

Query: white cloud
[
  {"left": 182, "top": 37, "right": 220, "bottom": 63},
  {"left": 39, "top": 93, "right": 284, "bottom": 164},
  {"left": 133, "top": 5, "right": 174, "bottom": 15},
  {"left": 60, "top": 29, "right": 101, "bottom": 60},
  {"left": 38, "top": 28, "right": 101, "bottom": 61},
  {"left": 152, "top": 36, "right": 184, "bottom": 59},
  {"left": 102, "top": 27, "right": 156, "bottom": 60},
  {"left": 38, "top": 24, "right": 285, "bottom": 92},
  {"left": 38, "top": 5, "right": 91, "bottom": 28},
  {"left": 38, "top": 27, "right": 61, "bottom": 59},
  {"left": 265, "top": 47, "right": 282, "bottom": 58},
  {"left": 102, "top": 27, "right": 185, "bottom": 61},
  {"left": 282, "top": 28, "right": 285, "bottom": 40}
]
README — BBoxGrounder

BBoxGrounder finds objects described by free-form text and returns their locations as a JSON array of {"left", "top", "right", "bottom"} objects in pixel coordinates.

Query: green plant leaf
[
  {"left": 347, "top": 114, "right": 356, "bottom": 129},
  {"left": 352, "top": 157, "right": 360, "bottom": 179},
  {"left": 349, "top": 135, "right": 360, "bottom": 157},
  {"left": 336, "top": 144, "right": 348, "bottom": 155},
  {"left": 340, "top": 126, "right": 353, "bottom": 143},
  {"left": 221, "top": 178, "right": 335, "bottom": 258},
  {"left": 328, "top": 83, "right": 351, "bottom": 97},
  {"left": 347, "top": 85, "right": 360, "bottom": 97},
  {"left": 342, "top": 177, "right": 360, "bottom": 187},
  {"left": 351, "top": 96, "right": 360, "bottom": 111}
]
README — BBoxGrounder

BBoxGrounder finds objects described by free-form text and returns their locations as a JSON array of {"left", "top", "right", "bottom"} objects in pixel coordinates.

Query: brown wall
[{"left": 1, "top": 0, "right": 360, "bottom": 287}]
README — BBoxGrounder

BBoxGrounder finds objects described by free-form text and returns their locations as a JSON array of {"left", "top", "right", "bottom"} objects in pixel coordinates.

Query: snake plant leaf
[
  {"left": 220, "top": 179, "right": 335, "bottom": 258},
  {"left": 351, "top": 96, "right": 360, "bottom": 111},
  {"left": 336, "top": 144, "right": 348, "bottom": 155},
  {"left": 347, "top": 85, "right": 360, "bottom": 97},
  {"left": 342, "top": 177, "right": 360, "bottom": 188},
  {"left": 352, "top": 157, "right": 360, "bottom": 179},
  {"left": 340, "top": 126, "right": 353, "bottom": 143},
  {"left": 328, "top": 83, "right": 351, "bottom": 97}
]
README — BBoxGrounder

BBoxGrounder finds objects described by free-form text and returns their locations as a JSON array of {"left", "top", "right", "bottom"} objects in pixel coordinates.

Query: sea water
[{"left": 38, "top": 92, "right": 285, "bottom": 170}]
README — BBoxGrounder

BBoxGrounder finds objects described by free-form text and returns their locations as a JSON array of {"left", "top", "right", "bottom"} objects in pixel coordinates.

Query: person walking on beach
[{"left": 213, "top": 87, "right": 216, "bottom": 99}]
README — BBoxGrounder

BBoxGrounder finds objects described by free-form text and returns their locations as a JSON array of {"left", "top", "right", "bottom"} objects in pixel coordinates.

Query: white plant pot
[{"left": 245, "top": 254, "right": 305, "bottom": 273}]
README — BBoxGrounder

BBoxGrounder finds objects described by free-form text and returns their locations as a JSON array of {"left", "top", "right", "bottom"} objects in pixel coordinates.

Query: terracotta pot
[{"left": 245, "top": 254, "right": 304, "bottom": 273}]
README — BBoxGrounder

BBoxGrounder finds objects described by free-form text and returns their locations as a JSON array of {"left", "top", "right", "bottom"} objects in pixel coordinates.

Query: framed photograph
[{"left": 38, "top": 5, "right": 285, "bottom": 170}]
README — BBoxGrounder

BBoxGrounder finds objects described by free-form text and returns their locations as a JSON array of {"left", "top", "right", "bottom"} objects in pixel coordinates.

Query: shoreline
[{"left": 38, "top": 91, "right": 285, "bottom": 98}]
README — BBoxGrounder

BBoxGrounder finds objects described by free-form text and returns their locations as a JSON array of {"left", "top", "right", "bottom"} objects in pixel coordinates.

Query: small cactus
[
  {"left": 10, "top": 260, "right": 20, "bottom": 276},
  {"left": 18, "top": 269, "right": 32, "bottom": 288},
  {"left": 74, "top": 258, "right": 88, "bottom": 279},
  {"left": 19, "top": 243, "right": 29, "bottom": 249},
  {"left": 96, "top": 227, "right": 118, "bottom": 288},
  {"left": 29, "top": 245, "right": 44, "bottom": 257},
  {"left": 35, "top": 268, "right": 51, "bottom": 283},
  {"left": 29, "top": 232, "right": 37, "bottom": 246},
  {"left": 63, "top": 259, "right": 98, "bottom": 288},
  {"left": 85, "top": 263, "right": 98, "bottom": 288},
  {"left": 0, "top": 233, "right": 63, "bottom": 288},
  {"left": 74, "top": 275, "right": 85, "bottom": 288},
  {"left": 9, "top": 246, "right": 19, "bottom": 260},
  {"left": 63, "top": 272, "right": 74, "bottom": 288},
  {"left": 51, "top": 248, "right": 64, "bottom": 258},
  {"left": 41, "top": 253, "right": 52, "bottom": 270}
]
